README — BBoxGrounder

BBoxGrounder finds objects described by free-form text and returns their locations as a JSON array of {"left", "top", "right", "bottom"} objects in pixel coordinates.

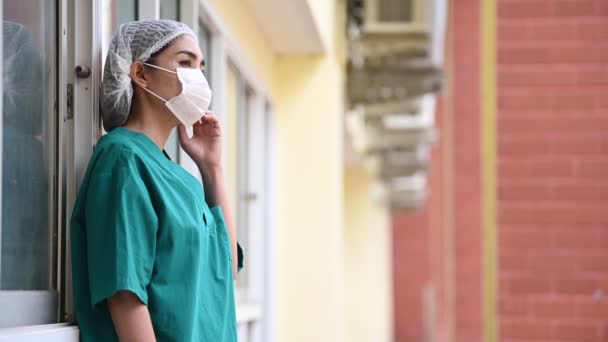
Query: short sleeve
[{"left": 84, "top": 149, "right": 158, "bottom": 308}]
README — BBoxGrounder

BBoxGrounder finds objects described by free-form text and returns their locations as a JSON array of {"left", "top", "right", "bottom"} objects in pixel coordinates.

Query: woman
[{"left": 71, "top": 19, "right": 242, "bottom": 341}]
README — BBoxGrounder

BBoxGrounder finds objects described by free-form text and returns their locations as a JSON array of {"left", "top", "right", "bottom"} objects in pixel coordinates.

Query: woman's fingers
[
  {"left": 201, "top": 113, "right": 216, "bottom": 125},
  {"left": 201, "top": 112, "right": 221, "bottom": 132},
  {"left": 197, "top": 118, "right": 214, "bottom": 136},
  {"left": 184, "top": 113, "right": 221, "bottom": 140}
]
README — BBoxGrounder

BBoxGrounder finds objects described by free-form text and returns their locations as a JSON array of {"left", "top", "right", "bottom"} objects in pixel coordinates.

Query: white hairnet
[{"left": 100, "top": 19, "right": 197, "bottom": 131}]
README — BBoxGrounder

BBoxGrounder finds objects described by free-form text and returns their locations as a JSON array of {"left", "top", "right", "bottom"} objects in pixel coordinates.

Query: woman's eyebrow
[{"left": 175, "top": 50, "right": 205, "bottom": 67}]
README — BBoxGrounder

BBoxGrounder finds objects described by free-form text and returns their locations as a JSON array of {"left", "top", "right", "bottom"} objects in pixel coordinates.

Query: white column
[
  {"left": 0, "top": 0, "right": 4, "bottom": 281},
  {"left": 245, "top": 92, "right": 266, "bottom": 342},
  {"left": 179, "top": 0, "right": 199, "bottom": 37},
  {"left": 263, "top": 105, "right": 277, "bottom": 342},
  {"left": 137, "top": 0, "right": 159, "bottom": 20}
]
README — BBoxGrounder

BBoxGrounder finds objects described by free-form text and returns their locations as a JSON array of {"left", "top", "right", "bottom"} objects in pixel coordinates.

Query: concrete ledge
[{"left": 241, "top": 0, "right": 326, "bottom": 54}]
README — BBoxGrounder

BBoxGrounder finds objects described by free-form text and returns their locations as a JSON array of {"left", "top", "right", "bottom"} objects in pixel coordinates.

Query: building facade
[
  {"left": 0, "top": 0, "right": 403, "bottom": 341},
  {"left": 393, "top": 1, "right": 608, "bottom": 341}
]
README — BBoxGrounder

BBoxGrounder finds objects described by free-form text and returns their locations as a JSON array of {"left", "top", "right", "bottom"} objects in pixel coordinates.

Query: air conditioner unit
[{"left": 365, "top": 0, "right": 427, "bottom": 34}]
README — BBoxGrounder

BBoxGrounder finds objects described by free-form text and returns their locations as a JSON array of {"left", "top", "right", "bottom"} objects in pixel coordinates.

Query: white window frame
[
  {"left": 0, "top": 323, "right": 79, "bottom": 342},
  {"left": 0, "top": 0, "right": 68, "bottom": 332},
  {"left": 0, "top": 0, "right": 4, "bottom": 289},
  {"left": 0, "top": 0, "right": 98, "bottom": 337},
  {"left": 138, "top": 0, "right": 159, "bottom": 20}
]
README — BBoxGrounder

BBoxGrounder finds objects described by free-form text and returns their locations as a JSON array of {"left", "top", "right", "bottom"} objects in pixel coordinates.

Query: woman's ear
[{"left": 129, "top": 61, "right": 148, "bottom": 89}]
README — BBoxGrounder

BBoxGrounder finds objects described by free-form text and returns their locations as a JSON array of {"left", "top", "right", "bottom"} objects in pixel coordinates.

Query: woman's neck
[{"left": 123, "top": 100, "right": 176, "bottom": 150}]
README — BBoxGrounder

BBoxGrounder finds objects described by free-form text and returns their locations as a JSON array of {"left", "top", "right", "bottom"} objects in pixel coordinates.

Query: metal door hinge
[{"left": 66, "top": 83, "right": 73, "bottom": 121}]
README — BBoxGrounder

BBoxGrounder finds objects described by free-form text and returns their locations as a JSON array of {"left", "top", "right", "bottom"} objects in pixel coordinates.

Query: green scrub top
[{"left": 71, "top": 127, "right": 242, "bottom": 342}]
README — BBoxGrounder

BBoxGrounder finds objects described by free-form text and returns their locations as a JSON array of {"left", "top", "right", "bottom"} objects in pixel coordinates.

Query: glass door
[{"left": 0, "top": 0, "right": 59, "bottom": 328}]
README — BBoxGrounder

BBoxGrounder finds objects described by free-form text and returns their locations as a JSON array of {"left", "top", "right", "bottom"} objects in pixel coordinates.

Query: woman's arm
[
  {"left": 108, "top": 291, "right": 157, "bottom": 342},
  {"left": 178, "top": 113, "right": 238, "bottom": 279},
  {"left": 201, "top": 166, "right": 238, "bottom": 279}
]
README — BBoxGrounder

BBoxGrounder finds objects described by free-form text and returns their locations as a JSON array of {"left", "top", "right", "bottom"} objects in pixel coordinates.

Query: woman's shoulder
[
  {"left": 96, "top": 128, "right": 149, "bottom": 157},
  {"left": 94, "top": 136, "right": 133, "bottom": 160},
  {"left": 90, "top": 131, "right": 149, "bottom": 174}
]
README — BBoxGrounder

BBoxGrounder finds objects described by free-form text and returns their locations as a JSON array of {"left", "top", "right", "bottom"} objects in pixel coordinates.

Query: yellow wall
[
  {"left": 344, "top": 166, "right": 393, "bottom": 342},
  {"left": 274, "top": 2, "right": 348, "bottom": 340},
  {"left": 206, "top": 0, "right": 277, "bottom": 96},
  {"left": 224, "top": 64, "right": 240, "bottom": 228},
  {"left": 207, "top": 1, "right": 392, "bottom": 341},
  {"left": 275, "top": 53, "right": 345, "bottom": 342}
]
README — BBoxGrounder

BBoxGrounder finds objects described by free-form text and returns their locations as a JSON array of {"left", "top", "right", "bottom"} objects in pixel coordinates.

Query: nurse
[{"left": 70, "top": 19, "right": 242, "bottom": 341}]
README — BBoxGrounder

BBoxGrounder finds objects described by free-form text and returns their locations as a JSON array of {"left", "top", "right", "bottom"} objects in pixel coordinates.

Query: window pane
[
  {"left": 102, "top": 0, "right": 138, "bottom": 74},
  {"left": 378, "top": 0, "right": 413, "bottom": 22},
  {"left": 159, "top": 0, "right": 181, "bottom": 161},
  {"left": 225, "top": 65, "right": 240, "bottom": 236},
  {"left": 117, "top": 0, "right": 137, "bottom": 24},
  {"left": 100, "top": 0, "right": 138, "bottom": 137},
  {"left": 226, "top": 65, "right": 252, "bottom": 291},
  {"left": 159, "top": 0, "right": 179, "bottom": 20},
  {"left": 2, "top": 0, "right": 56, "bottom": 291},
  {"left": 102, "top": 0, "right": 137, "bottom": 59},
  {"left": 198, "top": 22, "right": 211, "bottom": 84}
]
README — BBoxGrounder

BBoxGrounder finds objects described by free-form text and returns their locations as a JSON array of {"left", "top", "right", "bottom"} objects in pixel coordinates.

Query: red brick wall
[
  {"left": 393, "top": 210, "right": 431, "bottom": 341},
  {"left": 392, "top": 97, "right": 451, "bottom": 342},
  {"left": 393, "top": 0, "right": 485, "bottom": 340},
  {"left": 428, "top": 97, "right": 451, "bottom": 342},
  {"left": 498, "top": 0, "right": 608, "bottom": 341},
  {"left": 452, "top": 0, "right": 483, "bottom": 340}
]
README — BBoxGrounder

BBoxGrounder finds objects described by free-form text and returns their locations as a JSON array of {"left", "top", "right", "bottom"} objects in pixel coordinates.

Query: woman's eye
[{"left": 179, "top": 60, "right": 192, "bottom": 67}]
